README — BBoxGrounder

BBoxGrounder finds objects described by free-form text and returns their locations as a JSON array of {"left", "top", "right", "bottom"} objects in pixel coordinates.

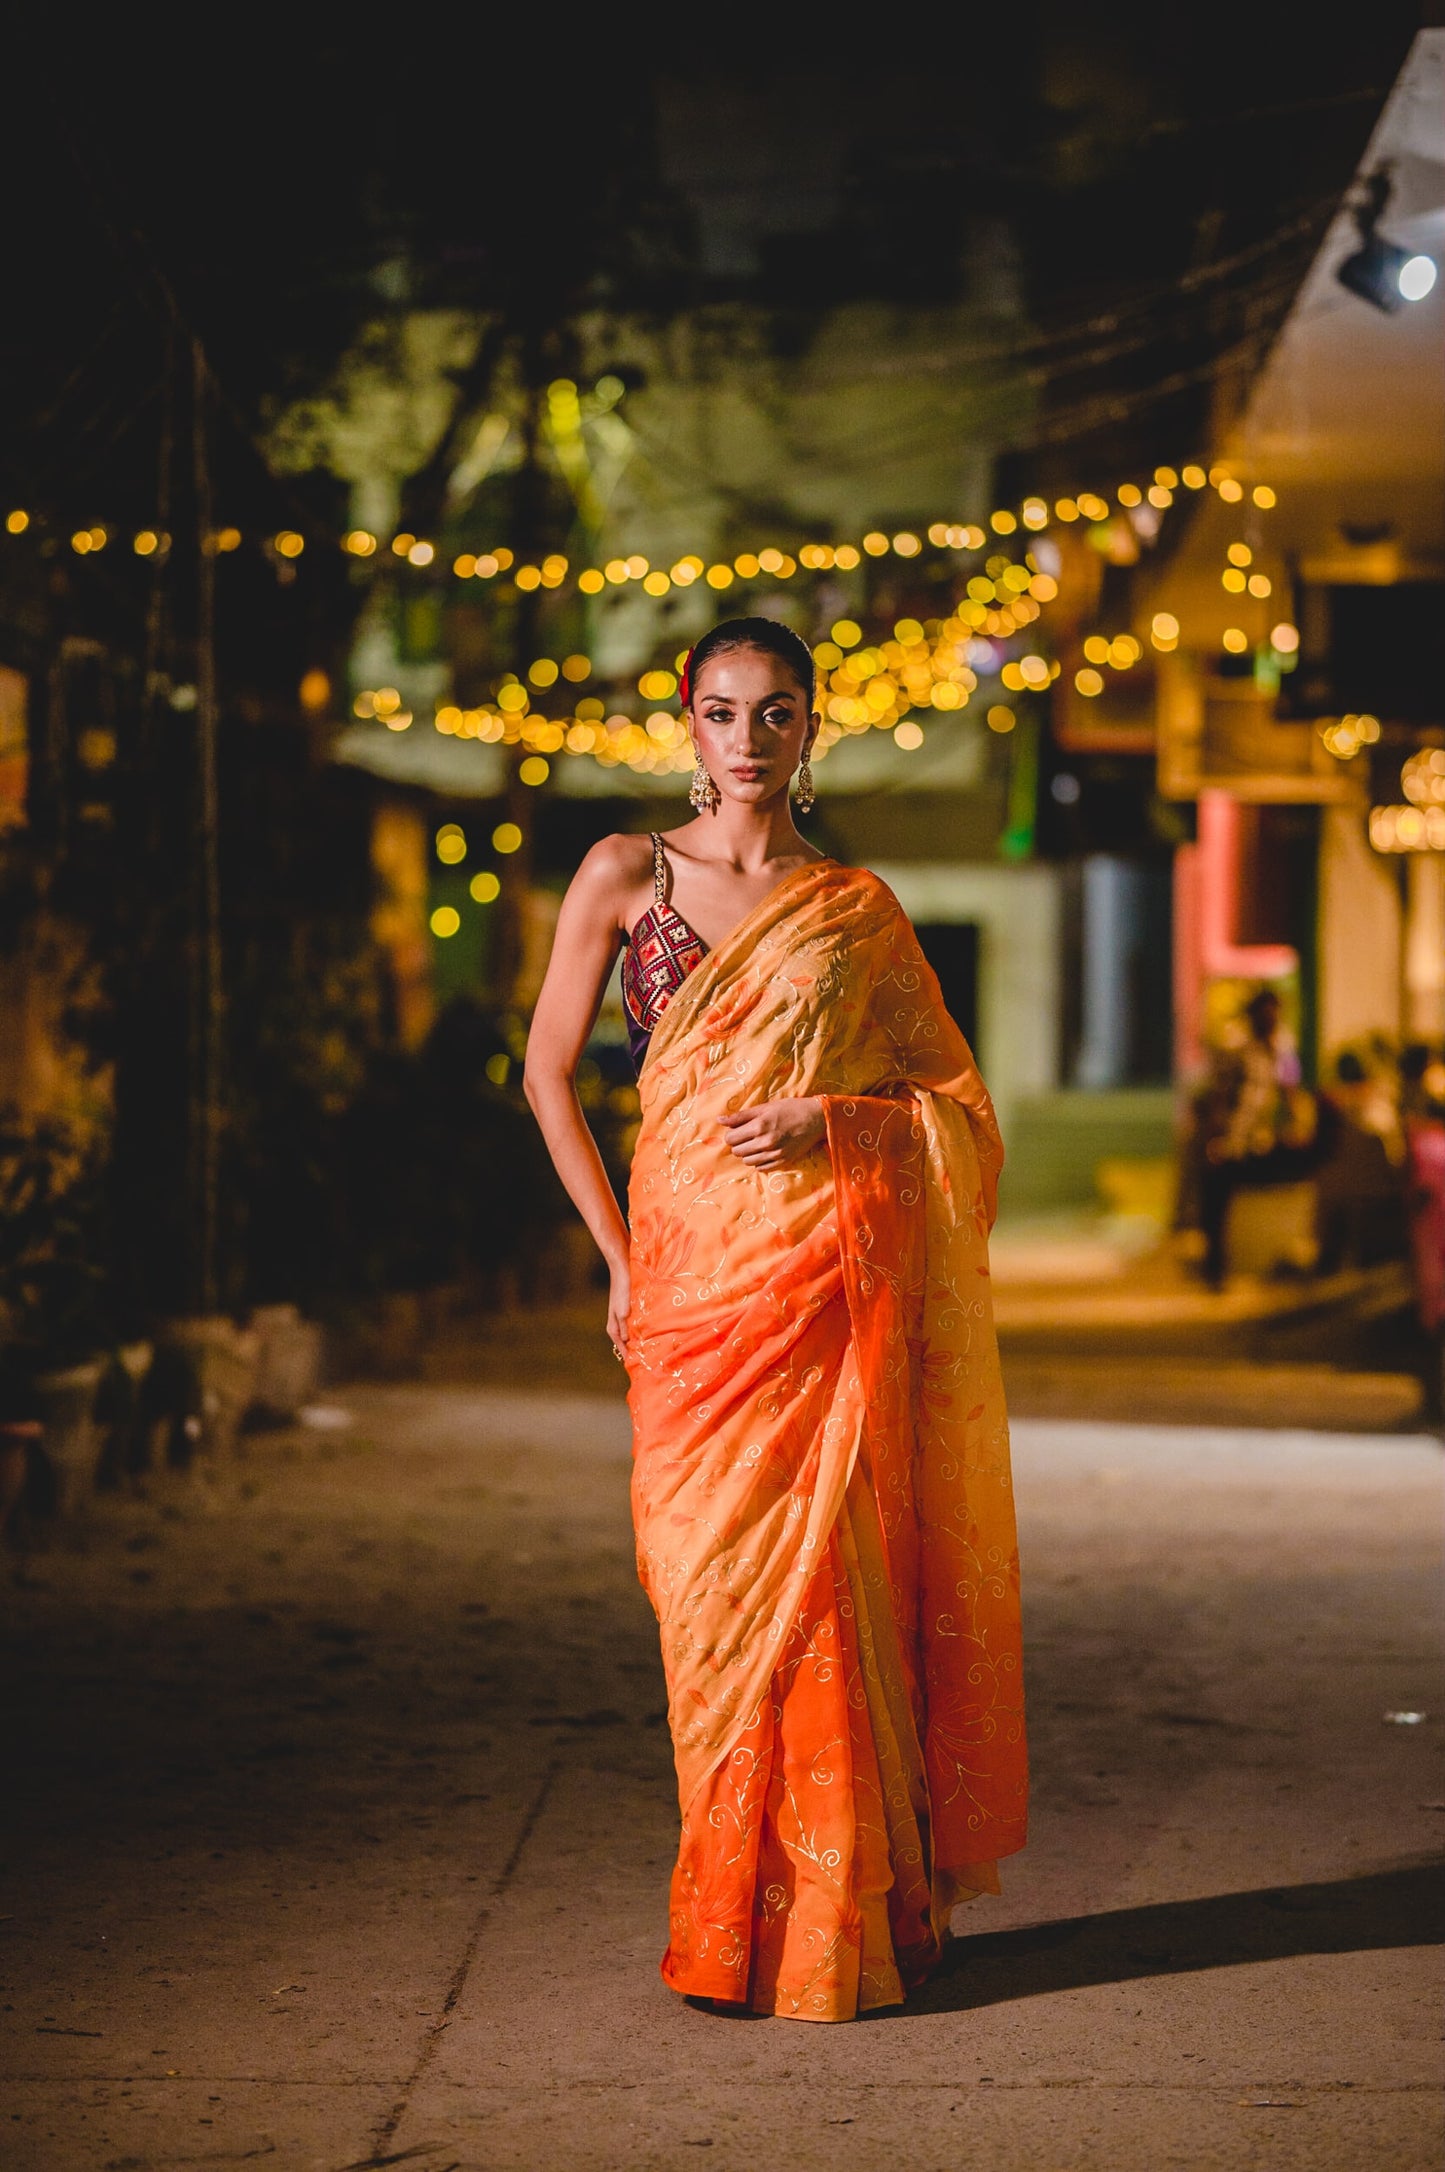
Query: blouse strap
[{"left": 650, "top": 830, "right": 666, "bottom": 906}]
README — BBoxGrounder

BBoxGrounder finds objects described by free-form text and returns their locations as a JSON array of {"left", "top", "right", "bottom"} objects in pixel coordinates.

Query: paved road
[{"left": 2, "top": 1388, "right": 1441, "bottom": 2171}]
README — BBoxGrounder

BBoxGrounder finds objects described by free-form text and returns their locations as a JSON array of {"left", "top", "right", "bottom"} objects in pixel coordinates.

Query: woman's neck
[{"left": 691, "top": 794, "right": 814, "bottom": 873}]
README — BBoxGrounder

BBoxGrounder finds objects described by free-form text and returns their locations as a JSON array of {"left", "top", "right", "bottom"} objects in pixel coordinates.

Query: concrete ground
[{"left": 2, "top": 1384, "right": 1441, "bottom": 2172}]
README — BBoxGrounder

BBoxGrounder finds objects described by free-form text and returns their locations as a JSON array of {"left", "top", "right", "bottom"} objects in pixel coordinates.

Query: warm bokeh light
[
  {"left": 987, "top": 705, "right": 1016, "bottom": 733},
  {"left": 492, "top": 822, "right": 522, "bottom": 855},
  {"left": 274, "top": 531, "right": 305, "bottom": 559},
  {"left": 1370, "top": 802, "right": 1445, "bottom": 852},
  {"left": 519, "top": 756, "right": 549, "bottom": 785},
  {"left": 1270, "top": 622, "right": 1300, "bottom": 653},
  {"left": 893, "top": 720, "right": 924, "bottom": 749},
  {"left": 470, "top": 871, "right": 501, "bottom": 903},
  {"left": 299, "top": 669, "right": 330, "bottom": 713},
  {"left": 1226, "top": 543, "right": 1253, "bottom": 567},
  {"left": 345, "top": 530, "right": 377, "bottom": 556},
  {"left": 1402, "top": 746, "right": 1445, "bottom": 806},
  {"left": 831, "top": 620, "right": 862, "bottom": 649},
  {"left": 528, "top": 658, "right": 559, "bottom": 688},
  {"left": 1221, "top": 628, "right": 1249, "bottom": 654},
  {"left": 430, "top": 906, "right": 461, "bottom": 939},
  {"left": 435, "top": 824, "right": 467, "bottom": 865},
  {"left": 5, "top": 509, "right": 29, "bottom": 533},
  {"left": 1074, "top": 668, "right": 1104, "bottom": 697}
]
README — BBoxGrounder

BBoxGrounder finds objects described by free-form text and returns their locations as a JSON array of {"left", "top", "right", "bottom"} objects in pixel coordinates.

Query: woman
[{"left": 525, "top": 616, "right": 1026, "bottom": 2021}]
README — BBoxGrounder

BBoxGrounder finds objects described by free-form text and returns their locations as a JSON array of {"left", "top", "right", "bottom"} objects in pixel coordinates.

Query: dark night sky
[{"left": 3, "top": 7, "right": 1425, "bottom": 528}]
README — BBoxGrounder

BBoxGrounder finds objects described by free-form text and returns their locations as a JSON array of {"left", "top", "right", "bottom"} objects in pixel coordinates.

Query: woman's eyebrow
[{"left": 701, "top": 685, "right": 797, "bottom": 703}]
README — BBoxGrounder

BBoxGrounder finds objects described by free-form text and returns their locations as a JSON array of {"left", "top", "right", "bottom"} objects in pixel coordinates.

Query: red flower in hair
[{"left": 679, "top": 646, "right": 695, "bottom": 706}]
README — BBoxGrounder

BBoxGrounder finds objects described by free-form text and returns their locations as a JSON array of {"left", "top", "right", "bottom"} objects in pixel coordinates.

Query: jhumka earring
[
  {"left": 689, "top": 761, "right": 720, "bottom": 814},
  {"left": 795, "top": 756, "right": 815, "bottom": 814}
]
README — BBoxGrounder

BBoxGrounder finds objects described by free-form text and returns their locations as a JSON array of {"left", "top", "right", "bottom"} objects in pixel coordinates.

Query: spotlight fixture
[{"left": 1336, "top": 167, "right": 1437, "bottom": 313}]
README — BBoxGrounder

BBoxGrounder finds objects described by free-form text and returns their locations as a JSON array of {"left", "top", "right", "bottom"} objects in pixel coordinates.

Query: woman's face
[{"left": 688, "top": 645, "right": 816, "bottom": 809}]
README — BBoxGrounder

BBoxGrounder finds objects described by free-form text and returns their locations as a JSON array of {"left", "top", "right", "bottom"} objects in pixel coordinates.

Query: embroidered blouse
[{"left": 621, "top": 832, "right": 708, "bottom": 1075}]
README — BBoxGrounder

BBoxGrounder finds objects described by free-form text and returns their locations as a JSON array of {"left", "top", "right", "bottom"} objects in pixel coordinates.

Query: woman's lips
[{"left": 730, "top": 765, "right": 768, "bottom": 780}]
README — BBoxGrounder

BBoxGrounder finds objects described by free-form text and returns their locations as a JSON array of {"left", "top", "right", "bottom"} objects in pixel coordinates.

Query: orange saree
[{"left": 626, "top": 861, "right": 1026, "bottom": 2022}]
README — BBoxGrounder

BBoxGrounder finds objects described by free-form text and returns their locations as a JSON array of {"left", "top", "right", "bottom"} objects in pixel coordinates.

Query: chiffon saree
[{"left": 626, "top": 860, "right": 1026, "bottom": 2022}]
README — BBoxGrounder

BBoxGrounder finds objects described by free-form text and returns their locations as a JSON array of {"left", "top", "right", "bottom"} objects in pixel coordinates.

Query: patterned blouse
[{"left": 621, "top": 832, "right": 708, "bottom": 1075}]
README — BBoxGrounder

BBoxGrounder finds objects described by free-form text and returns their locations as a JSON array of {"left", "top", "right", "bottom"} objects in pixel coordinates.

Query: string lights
[
  {"left": 3, "top": 458, "right": 1294, "bottom": 776},
  {"left": 2, "top": 454, "right": 1270, "bottom": 608},
  {"left": 1367, "top": 747, "right": 1445, "bottom": 853}
]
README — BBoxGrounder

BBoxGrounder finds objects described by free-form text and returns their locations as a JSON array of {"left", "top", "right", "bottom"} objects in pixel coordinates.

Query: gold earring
[
  {"left": 795, "top": 756, "right": 815, "bottom": 814},
  {"left": 689, "top": 761, "right": 720, "bottom": 814}
]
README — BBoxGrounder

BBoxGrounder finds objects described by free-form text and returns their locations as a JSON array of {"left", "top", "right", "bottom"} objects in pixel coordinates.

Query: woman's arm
[{"left": 524, "top": 837, "right": 643, "bottom": 1353}]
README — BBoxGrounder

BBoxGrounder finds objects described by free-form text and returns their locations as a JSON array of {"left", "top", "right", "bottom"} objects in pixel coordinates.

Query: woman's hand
[
  {"left": 607, "top": 1257, "right": 632, "bottom": 1363},
  {"left": 721, "top": 1096, "right": 826, "bottom": 1169}
]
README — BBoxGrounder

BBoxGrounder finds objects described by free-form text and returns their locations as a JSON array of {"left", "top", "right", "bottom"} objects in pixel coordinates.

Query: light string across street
[{"left": 3, "top": 460, "right": 1294, "bottom": 779}]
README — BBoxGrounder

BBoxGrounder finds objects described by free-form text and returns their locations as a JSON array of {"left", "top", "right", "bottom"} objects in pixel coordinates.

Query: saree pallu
[{"left": 626, "top": 862, "right": 1026, "bottom": 2022}]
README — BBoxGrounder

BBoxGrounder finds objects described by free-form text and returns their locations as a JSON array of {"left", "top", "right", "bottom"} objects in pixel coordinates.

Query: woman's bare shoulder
[{"left": 567, "top": 832, "right": 655, "bottom": 916}]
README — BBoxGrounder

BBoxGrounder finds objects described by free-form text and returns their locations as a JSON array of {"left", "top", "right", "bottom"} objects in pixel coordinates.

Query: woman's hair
[{"left": 683, "top": 617, "right": 816, "bottom": 709}]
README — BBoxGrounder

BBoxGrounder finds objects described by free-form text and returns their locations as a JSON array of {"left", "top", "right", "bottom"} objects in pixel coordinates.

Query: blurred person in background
[
  {"left": 1402, "top": 1056, "right": 1445, "bottom": 1419},
  {"left": 1314, "top": 1050, "right": 1408, "bottom": 1273},
  {"left": 1195, "top": 988, "right": 1320, "bottom": 1289}
]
